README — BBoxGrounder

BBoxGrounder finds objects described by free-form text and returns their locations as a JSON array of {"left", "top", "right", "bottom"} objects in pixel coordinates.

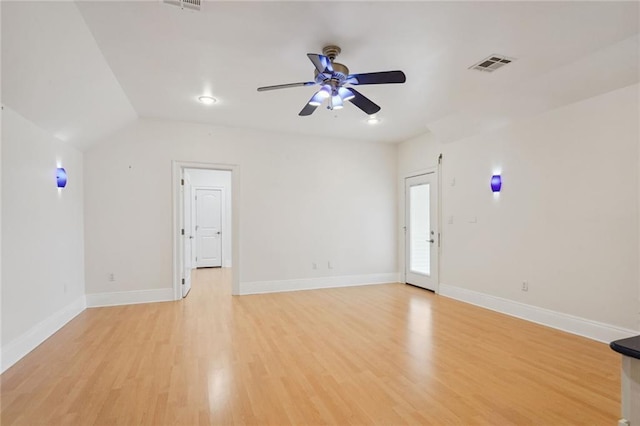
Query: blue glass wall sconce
[
  {"left": 491, "top": 175, "right": 502, "bottom": 192},
  {"left": 56, "top": 168, "right": 67, "bottom": 188}
]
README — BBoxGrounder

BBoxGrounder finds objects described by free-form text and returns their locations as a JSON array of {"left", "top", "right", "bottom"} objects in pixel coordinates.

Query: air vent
[
  {"left": 469, "top": 55, "right": 515, "bottom": 73},
  {"left": 163, "top": 0, "right": 201, "bottom": 11}
]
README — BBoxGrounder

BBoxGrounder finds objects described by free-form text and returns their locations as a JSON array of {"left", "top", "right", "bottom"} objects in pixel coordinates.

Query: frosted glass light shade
[
  {"left": 338, "top": 87, "right": 355, "bottom": 101},
  {"left": 57, "top": 168, "right": 67, "bottom": 188},
  {"left": 491, "top": 175, "right": 501, "bottom": 192},
  {"left": 318, "top": 85, "right": 331, "bottom": 99},
  {"left": 331, "top": 95, "right": 343, "bottom": 110}
]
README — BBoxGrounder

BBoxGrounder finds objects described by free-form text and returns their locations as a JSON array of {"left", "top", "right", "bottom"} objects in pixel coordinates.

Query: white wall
[
  {"left": 1, "top": 107, "right": 86, "bottom": 370},
  {"left": 186, "top": 168, "right": 232, "bottom": 267},
  {"left": 84, "top": 119, "right": 398, "bottom": 296},
  {"left": 398, "top": 84, "right": 640, "bottom": 332}
]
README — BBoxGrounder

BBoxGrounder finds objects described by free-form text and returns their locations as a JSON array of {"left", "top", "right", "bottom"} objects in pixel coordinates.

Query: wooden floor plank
[{"left": 1, "top": 268, "right": 620, "bottom": 424}]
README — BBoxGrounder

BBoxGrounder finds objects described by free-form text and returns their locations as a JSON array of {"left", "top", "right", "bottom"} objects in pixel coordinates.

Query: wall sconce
[
  {"left": 491, "top": 175, "right": 502, "bottom": 192},
  {"left": 56, "top": 168, "right": 67, "bottom": 188}
]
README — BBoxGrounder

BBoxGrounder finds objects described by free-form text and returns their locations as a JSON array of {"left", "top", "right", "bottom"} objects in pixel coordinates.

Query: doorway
[
  {"left": 173, "top": 161, "right": 239, "bottom": 299},
  {"left": 404, "top": 172, "right": 439, "bottom": 291}
]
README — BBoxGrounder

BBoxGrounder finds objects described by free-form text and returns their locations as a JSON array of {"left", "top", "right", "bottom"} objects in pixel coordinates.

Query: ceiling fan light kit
[
  {"left": 331, "top": 94, "right": 344, "bottom": 110},
  {"left": 308, "top": 95, "right": 323, "bottom": 107},
  {"left": 318, "top": 85, "right": 332, "bottom": 99},
  {"left": 257, "top": 45, "right": 406, "bottom": 117},
  {"left": 337, "top": 87, "right": 355, "bottom": 101},
  {"left": 308, "top": 85, "right": 332, "bottom": 106}
]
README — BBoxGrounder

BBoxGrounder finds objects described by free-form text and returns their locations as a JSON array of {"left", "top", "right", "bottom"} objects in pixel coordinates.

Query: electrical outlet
[
  {"left": 108, "top": 273, "right": 115, "bottom": 282},
  {"left": 312, "top": 262, "right": 317, "bottom": 270},
  {"left": 328, "top": 261, "right": 333, "bottom": 269},
  {"left": 522, "top": 281, "right": 528, "bottom": 292},
  {"left": 63, "top": 283, "right": 68, "bottom": 294}
]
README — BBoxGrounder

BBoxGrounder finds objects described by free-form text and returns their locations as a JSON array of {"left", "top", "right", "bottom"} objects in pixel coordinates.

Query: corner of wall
[{"left": 1, "top": 296, "right": 86, "bottom": 374}]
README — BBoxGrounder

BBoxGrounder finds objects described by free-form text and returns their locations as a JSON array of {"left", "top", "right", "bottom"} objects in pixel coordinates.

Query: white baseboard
[
  {"left": 86, "top": 288, "right": 175, "bottom": 307},
  {"left": 1, "top": 296, "right": 86, "bottom": 373},
  {"left": 241, "top": 272, "right": 400, "bottom": 295},
  {"left": 439, "top": 283, "right": 638, "bottom": 343}
]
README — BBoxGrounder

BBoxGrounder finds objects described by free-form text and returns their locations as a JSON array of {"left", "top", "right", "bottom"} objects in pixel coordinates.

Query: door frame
[
  {"left": 172, "top": 161, "right": 240, "bottom": 299},
  {"left": 182, "top": 171, "right": 193, "bottom": 297},
  {"left": 401, "top": 167, "right": 440, "bottom": 293}
]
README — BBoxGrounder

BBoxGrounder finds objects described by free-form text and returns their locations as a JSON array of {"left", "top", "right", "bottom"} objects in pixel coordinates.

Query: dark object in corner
[{"left": 610, "top": 335, "right": 640, "bottom": 360}]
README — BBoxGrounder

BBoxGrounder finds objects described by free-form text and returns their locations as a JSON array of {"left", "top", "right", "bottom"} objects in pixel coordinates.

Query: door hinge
[
  {"left": 181, "top": 228, "right": 185, "bottom": 235},
  {"left": 181, "top": 178, "right": 184, "bottom": 185},
  {"left": 181, "top": 278, "right": 185, "bottom": 285},
  {"left": 196, "top": 257, "right": 198, "bottom": 262},
  {"left": 438, "top": 232, "right": 441, "bottom": 248}
]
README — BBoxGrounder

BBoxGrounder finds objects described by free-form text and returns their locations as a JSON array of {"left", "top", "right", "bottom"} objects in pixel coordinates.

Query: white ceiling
[
  {"left": 2, "top": 1, "right": 639, "bottom": 150},
  {"left": 1, "top": 1, "right": 137, "bottom": 150}
]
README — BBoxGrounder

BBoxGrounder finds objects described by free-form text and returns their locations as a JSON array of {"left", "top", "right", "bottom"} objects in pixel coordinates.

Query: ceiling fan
[{"left": 257, "top": 45, "right": 406, "bottom": 116}]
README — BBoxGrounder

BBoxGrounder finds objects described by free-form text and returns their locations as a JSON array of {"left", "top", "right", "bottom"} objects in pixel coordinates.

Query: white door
[
  {"left": 405, "top": 173, "right": 438, "bottom": 291},
  {"left": 196, "top": 188, "right": 222, "bottom": 268},
  {"left": 182, "top": 174, "right": 193, "bottom": 297},
  {"left": 190, "top": 187, "right": 197, "bottom": 267}
]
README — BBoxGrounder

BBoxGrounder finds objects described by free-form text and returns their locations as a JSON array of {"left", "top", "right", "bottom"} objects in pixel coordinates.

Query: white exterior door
[
  {"left": 196, "top": 188, "right": 222, "bottom": 268},
  {"left": 405, "top": 173, "right": 438, "bottom": 291},
  {"left": 182, "top": 174, "right": 193, "bottom": 297}
]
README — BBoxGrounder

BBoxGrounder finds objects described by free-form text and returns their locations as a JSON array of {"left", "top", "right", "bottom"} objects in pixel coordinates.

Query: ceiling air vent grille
[
  {"left": 163, "top": 0, "right": 201, "bottom": 11},
  {"left": 469, "top": 55, "right": 515, "bottom": 72}
]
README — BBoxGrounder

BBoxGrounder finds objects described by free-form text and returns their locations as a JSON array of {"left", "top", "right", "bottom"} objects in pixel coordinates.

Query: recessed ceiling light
[
  {"left": 367, "top": 116, "right": 380, "bottom": 125},
  {"left": 198, "top": 95, "right": 217, "bottom": 105}
]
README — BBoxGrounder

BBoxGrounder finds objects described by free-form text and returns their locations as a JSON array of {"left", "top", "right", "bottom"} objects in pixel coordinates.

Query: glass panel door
[
  {"left": 409, "top": 183, "right": 430, "bottom": 276},
  {"left": 405, "top": 172, "right": 438, "bottom": 291}
]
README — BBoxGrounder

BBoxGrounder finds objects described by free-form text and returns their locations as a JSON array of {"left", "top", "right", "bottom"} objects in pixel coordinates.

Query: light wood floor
[{"left": 1, "top": 268, "right": 620, "bottom": 425}]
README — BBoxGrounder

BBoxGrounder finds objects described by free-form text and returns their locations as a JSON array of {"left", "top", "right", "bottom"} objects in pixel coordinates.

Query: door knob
[
  {"left": 216, "top": 231, "right": 221, "bottom": 235},
  {"left": 427, "top": 239, "right": 434, "bottom": 243}
]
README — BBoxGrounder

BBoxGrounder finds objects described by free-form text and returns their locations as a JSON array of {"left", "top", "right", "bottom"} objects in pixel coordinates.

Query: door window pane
[{"left": 409, "top": 183, "right": 430, "bottom": 275}]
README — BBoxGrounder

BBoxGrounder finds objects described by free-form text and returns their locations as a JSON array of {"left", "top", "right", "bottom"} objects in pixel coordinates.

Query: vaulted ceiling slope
[
  {"left": 1, "top": 1, "right": 137, "bottom": 151},
  {"left": 2, "top": 1, "right": 639, "bottom": 150}
]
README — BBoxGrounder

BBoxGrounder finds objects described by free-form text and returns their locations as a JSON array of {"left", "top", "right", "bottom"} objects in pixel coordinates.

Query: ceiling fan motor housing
[
  {"left": 314, "top": 62, "right": 349, "bottom": 84},
  {"left": 322, "top": 45, "right": 341, "bottom": 61}
]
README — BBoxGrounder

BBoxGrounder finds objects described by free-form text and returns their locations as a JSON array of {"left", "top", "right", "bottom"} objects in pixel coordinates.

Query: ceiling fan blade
[
  {"left": 299, "top": 102, "right": 319, "bottom": 116},
  {"left": 307, "top": 53, "right": 333, "bottom": 74},
  {"left": 347, "top": 88, "right": 381, "bottom": 115},
  {"left": 347, "top": 70, "right": 406, "bottom": 85},
  {"left": 257, "top": 81, "right": 316, "bottom": 92}
]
